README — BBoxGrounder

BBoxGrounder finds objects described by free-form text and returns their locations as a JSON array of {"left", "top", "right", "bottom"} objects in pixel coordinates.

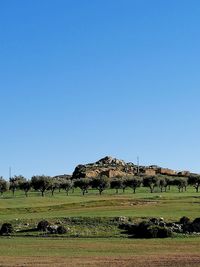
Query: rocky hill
[{"left": 72, "top": 156, "right": 191, "bottom": 179}]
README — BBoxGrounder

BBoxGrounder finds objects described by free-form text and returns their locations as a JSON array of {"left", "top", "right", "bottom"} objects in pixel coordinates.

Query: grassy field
[
  {"left": 1, "top": 187, "right": 200, "bottom": 266},
  {"left": 1, "top": 237, "right": 200, "bottom": 266},
  {"left": 0, "top": 187, "right": 200, "bottom": 221}
]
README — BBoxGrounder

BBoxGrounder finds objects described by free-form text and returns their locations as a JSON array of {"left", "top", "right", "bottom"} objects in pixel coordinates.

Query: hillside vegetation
[{"left": 1, "top": 157, "right": 200, "bottom": 266}]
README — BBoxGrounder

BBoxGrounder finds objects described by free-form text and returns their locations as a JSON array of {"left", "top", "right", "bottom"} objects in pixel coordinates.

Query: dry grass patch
[
  {"left": 1, "top": 238, "right": 200, "bottom": 266},
  {"left": 1, "top": 255, "right": 200, "bottom": 267}
]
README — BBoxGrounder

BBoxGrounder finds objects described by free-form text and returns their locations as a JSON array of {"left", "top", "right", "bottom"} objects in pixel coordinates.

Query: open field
[
  {"left": 0, "top": 187, "right": 200, "bottom": 222},
  {"left": 1, "top": 187, "right": 200, "bottom": 266},
  {"left": 1, "top": 237, "right": 200, "bottom": 266}
]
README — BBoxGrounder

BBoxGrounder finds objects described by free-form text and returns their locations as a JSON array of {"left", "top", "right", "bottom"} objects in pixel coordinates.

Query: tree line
[{"left": 0, "top": 174, "right": 200, "bottom": 197}]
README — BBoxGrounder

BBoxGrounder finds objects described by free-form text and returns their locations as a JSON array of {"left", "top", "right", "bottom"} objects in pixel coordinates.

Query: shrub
[
  {"left": 0, "top": 223, "right": 14, "bottom": 235},
  {"left": 179, "top": 216, "right": 190, "bottom": 225},
  {"left": 121, "top": 219, "right": 172, "bottom": 238},
  {"left": 147, "top": 225, "right": 159, "bottom": 238},
  {"left": 57, "top": 225, "right": 67, "bottom": 234},
  {"left": 47, "top": 225, "right": 58, "bottom": 234},
  {"left": 148, "top": 225, "right": 172, "bottom": 238},
  {"left": 37, "top": 220, "right": 50, "bottom": 231},
  {"left": 190, "top": 218, "right": 200, "bottom": 232},
  {"left": 135, "top": 221, "right": 152, "bottom": 238},
  {"left": 192, "top": 217, "right": 200, "bottom": 224},
  {"left": 182, "top": 222, "right": 193, "bottom": 233},
  {"left": 119, "top": 222, "right": 136, "bottom": 231}
]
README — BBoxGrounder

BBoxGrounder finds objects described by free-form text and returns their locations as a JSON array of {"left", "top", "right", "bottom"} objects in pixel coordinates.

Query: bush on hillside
[
  {"left": 179, "top": 216, "right": 190, "bottom": 225},
  {"left": 57, "top": 225, "right": 67, "bottom": 234},
  {"left": 0, "top": 223, "right": 14, "bottom": 235},
  {"left": 120, "top": 219, "right": 172, "bottom": 238},
  {"left": 37, "top": 220, "right": 50, "bottom": 231}
]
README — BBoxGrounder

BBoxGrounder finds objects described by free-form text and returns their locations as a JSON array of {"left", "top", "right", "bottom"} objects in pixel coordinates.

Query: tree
[
  {"left": 164, "top": 176, "right": 174, "bottom": 191},
  {"left": 157, "top": 176, "right": 167, "bottom": 193},
  {"left": 174, "top": 177, "right": 188, "bottom": 192},
  {"left": 126, "top": 176, "right": 141, "bottom": 193},
  {"left": 48, "top": 178, "right": 60, "bottom": 196},
  {"left": 0, "top": 177, "right": 8, "bottom": 196},
  {"left": 9, "top": 175, "right": 25, "bottom": 196},
  {"left": 91, "top": 175, "right": 110, "bottom": 195},
  {"left": 19, "top": 180, "right": 31, "bottom": 197},
  {"left": 121, "top": 176, "right": 129, "bottom": 193},
  {"left": 74, "top": 178, "right": 91, "bottom": 195},
  {"left": 143, "top": 176, "right": 159, "bottom": 193},
  {"left": 188, "top": 174, "right": 200, "bottom": 192},
  {"left": 110, "top": 178, "right": 123, "bottom": 194},
  {"left": 31, "top": 175, "right": 51, "bottom": 197},
  {"left": 60, "top": 179, "right": 73, "bottom": 195}
]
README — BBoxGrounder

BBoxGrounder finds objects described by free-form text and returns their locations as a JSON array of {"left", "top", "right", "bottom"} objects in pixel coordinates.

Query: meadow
[
  {"left": 1, "top": 187, "right": 200, "bottom": 221},
  {"left": 1, "top": 187, "right": 200, "bottom": 266}
]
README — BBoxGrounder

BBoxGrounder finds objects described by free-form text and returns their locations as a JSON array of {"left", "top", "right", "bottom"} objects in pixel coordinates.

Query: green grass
[
  {"left": 0, "top": 236, "right": 199, "bottom": 257},
  {"left": 1, "top": 237, "right": 200, "bottom": 266},
  {"left": 0, "top": 186, "right": 200, "bottom": 222},
  {"left": 1, "top": 187, "right": 200, "bottom": 266}
]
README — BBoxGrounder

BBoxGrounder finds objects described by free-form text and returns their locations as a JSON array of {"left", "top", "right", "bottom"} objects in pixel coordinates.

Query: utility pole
[{"left": 9, "top": 166, "right": 12, "bottom": 180}]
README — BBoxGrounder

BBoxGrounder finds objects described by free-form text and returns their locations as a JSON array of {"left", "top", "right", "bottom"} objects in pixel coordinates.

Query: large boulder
[{"left": 72, "top": 156, "right": 135, "bottom": 179}]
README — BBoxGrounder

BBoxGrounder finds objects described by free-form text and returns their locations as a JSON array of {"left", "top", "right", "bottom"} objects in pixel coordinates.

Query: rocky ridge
[{"left": 72, "top": 156, "right": 191, "bottom": 179}]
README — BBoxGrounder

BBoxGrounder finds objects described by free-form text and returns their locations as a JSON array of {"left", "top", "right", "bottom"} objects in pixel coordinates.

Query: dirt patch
[
  {"left": 119, "top": 201, "right": 158, "bottom": 206},
  {"left": 1, "top": 255, "right": 200, "bottom": 267}
]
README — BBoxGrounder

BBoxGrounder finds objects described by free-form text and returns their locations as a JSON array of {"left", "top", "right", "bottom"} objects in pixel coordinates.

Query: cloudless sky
[{"left": 0, "top": 0, "right": 200, "bottom": 179}]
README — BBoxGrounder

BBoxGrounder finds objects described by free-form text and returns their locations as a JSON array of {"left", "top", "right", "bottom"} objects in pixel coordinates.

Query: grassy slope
[
  {"left": 0, "top": 187, "right": 200, "bottom": 222},
  {"left": 1, "top": 187, "right": 200, "bottom": 266}
]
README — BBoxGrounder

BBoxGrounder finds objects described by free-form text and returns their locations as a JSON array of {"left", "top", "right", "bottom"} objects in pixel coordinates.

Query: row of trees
[{"left": 0, "top": 174, "right": 200, "bottom": 197}]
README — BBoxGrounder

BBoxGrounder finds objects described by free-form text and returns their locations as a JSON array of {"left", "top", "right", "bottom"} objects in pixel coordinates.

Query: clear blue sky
[{"left": 1, "top": 0, "right": 200, "bottom": 179}]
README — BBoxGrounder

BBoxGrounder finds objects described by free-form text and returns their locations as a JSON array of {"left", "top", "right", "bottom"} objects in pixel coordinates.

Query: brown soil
[{"left": 1, "top": 254, "right": 200, "bottom": 267}]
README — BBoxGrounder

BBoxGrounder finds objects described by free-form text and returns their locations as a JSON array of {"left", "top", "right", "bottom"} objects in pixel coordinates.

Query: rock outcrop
[
  {"left": 72, "top": 156, "right": 191, "bottom": 179},
  {"left": 72, "top": 156, "right": 133, "bottom": 179}
]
